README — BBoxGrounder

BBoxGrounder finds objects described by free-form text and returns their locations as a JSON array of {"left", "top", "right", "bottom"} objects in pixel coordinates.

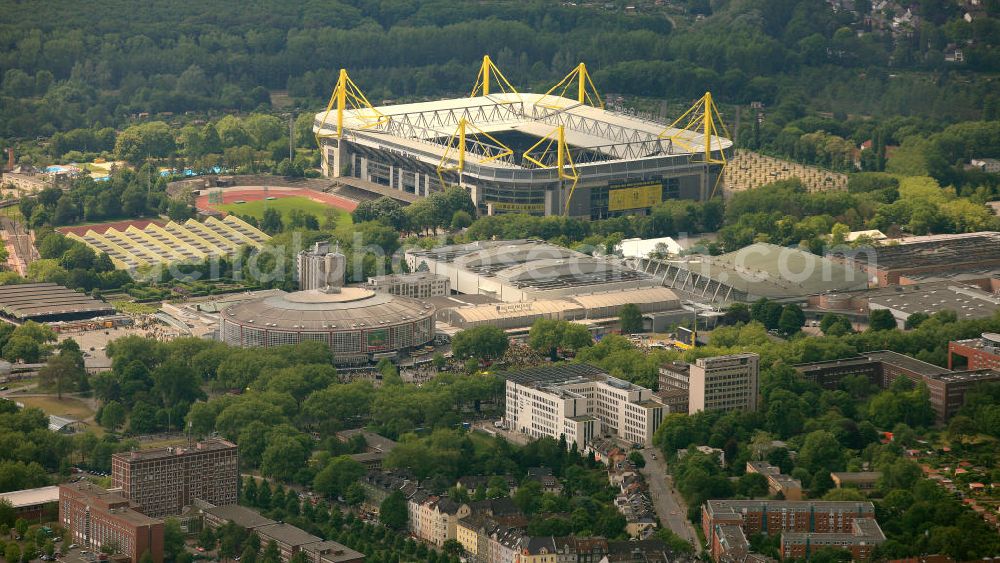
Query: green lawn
[{"left": 217, "top": 196, "right": 352, "bottom": 227}]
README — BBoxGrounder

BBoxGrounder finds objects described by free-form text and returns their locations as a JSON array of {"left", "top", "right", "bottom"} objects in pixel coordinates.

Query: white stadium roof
[{"left": 315, "top": 93, "right": 732, "bottom": 166}]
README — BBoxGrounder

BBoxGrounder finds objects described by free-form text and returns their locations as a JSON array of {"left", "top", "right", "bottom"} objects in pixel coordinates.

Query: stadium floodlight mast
[
  {"left": 315, "top": 68, "right": 389, "bottom": 145},
  {"left": 658, "top": 92, "right": 731, "bottom": 198}
]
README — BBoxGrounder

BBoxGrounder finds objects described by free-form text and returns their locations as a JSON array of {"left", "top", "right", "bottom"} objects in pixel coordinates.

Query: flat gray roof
[
  {"left": 0, "top": 283, "right": 115, "bottom": 319},
  {"left": 664, "top": 243, "right": 868, "bottom": 299}
]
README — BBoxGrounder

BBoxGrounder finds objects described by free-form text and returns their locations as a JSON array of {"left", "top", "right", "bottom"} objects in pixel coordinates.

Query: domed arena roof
[{"left": 221, "top": 287, "right": 434, "bottom": 331}]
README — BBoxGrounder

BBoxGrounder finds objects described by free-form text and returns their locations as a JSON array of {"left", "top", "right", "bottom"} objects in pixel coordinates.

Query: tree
[
  {"left": 778, "top": 304, "right": 805, "bottom": 335},
  {"left": 163, "top": 519, "right": 185, "bottom": 562},
  {"left": 869, "top": 309, "right": 897, "bottom": 331},
  {"left": 904, "top": 312, "right": 930, "bottom": 330},
  {"left": 0, "top": 499, "right": 14, "bottom": 528},
  {"left": 442, "top": 539, "right": 464, "bottom": 556},
  {"left": 261, "top": 541, "right": 279, "bottom": 563},
  {"left": 820, "top": 313, "right": 852, "bottom": 336},
  {"left": 452, "top": 326, "right": 509, "bottom": 360},
  {"left": 628, "top": 451, "right": 646, "bottom": 468},
  {"left": 198, "top": 526, "right": 216, "bottom": 550},
  {"left": 114, "top": 122, "right": 176, "bottom": 163},
  {"left": 313, "top": 456, "right": 365, "bottom": 498},
  {"left": 344, "top": 482, "right": 366, "bottom": 506},
  {"left": 38, "top": 352, "right": 84, "bottom": 399},
  {"left": 619, "top": 303, "right": 643, "bottom": 334},
  {"left": 99, "top": 401, "right": 126, "bottom": 431},
  {"left": 798, "top": 430, "right": 844, "bottom": 474},
  {"left": 380, "top": 490, "right": 408, "bottom": 531},
  {"left": 737, "top": 472, "right": 769, "bottom": 498},
  {"left": 260, "top": 208, "right": 283, "bottom": 234}
]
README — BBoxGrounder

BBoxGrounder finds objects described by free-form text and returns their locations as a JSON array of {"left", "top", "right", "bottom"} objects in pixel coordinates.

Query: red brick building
[
  {"left": 112, "top": 439, "right": 238, "bottom": 518},
  {"left": 59, "top": 482, "right": 164, "bottom": 563},
  {"left": 949, "top": 334, "right": 1000, "bottom": 371},
  {"left": 703, "top": 500, "right": 885, "bottom": 562},
  {"left": 780, "top": 518, "right": 885, "bottom": 560}
]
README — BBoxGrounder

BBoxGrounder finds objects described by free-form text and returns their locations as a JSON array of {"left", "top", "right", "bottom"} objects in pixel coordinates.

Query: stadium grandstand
[
  {"left": 313, "top": 58, "right": 733, "bottom": 219},
  {"left": 0, "top": 282, "right": 115, "bottom": 323},
  {"left": 65, "top": 216, "right": 270, "bottom": 271}
]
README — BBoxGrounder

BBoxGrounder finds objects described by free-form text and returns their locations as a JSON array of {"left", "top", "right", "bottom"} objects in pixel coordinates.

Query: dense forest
[{"left": 2, "top": 0, "right": 999, "bottom": 143}]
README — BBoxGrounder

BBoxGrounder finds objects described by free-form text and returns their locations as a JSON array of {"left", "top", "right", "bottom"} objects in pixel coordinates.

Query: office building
[
  {"left": 794, "top": 350, "right": 1000, "bottom": 422},
  {"left": 59, "top": 482, "right": 164, "bottom": 563},
  {"left": 503, "top": 364, "right": 665, "bottom": 449},
  {"left": 112, "top": 439, "right": 239, "bottom": 518},
  {"left": 366, "top": 272, "right": 450, "bottom": 298},
  {"left": 687, "top": 353, "right": 759, "bottom": 414},
  {"left": 297, "top": 241, "right": 346, "bottom": 290}
]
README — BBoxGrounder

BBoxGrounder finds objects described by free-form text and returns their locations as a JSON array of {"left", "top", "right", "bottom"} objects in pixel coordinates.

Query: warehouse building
[
  {"left": 632, "top": 242, "right": 868, "bottom": 305},
  {"left": 0, "top": 485, "right": 59, "bottom": 522},
  {"left": 437, "top": 286, "right": 682, "bottom": 331},
  {"left": 0, "top": 282, "right": 115, "bottom": 323},
  {"left": 809, "top": 281, "right": 1000, "bottom": 326},
  {"left": 407, "top": 239, "right": 661, "bottom": 302},
  {"left": 829, "top": 231, "right": 1000, "bottom": 287}
]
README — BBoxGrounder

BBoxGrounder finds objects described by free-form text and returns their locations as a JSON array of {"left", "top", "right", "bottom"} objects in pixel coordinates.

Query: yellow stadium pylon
[
  {"left": 535, "top": 63, "right": 603, "bottom": 109},
  {"left": 470, "top": 55, "right": 519, "bottom": 98},
  {"left": 436, "top": 118, "right": 514, "bottom": 188},
  {"left": 522, "top": 125, "right": 578, "bottom": 215},
  {"left": 315, "top": 69, "right": 388, "bottom": 145},
  {"left": 659, "top": 92, "right": 730, "bottom": 198}
]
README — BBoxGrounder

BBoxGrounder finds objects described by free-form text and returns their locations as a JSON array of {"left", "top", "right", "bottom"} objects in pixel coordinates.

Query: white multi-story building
[
  {"left": 688, "top": 353, "right": 760, "bottom": 414},
  {"left": 366, "top": 272, "right": 450, "bottom": 298},
  {"left": 296, "top": 241, "right": 345, "bottom": 290},
  {"left": 504, "top": 364, "right": 665, "bottom": 449}
]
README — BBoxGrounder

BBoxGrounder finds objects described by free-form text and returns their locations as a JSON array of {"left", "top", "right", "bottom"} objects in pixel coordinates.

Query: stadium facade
[{"left": 313, "top": 63, "right": 733, "bottom": 219}]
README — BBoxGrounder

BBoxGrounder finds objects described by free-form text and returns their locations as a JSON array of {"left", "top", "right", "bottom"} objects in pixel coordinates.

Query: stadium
[
  {"left": 218, "top": 287, "right": 435, "bottom": 366},
  {"left": 313, "top": 58, "right": 733, "bottom": 219}
]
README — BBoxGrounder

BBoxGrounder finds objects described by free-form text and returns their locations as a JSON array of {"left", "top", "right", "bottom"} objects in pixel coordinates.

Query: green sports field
[{"left": 216, "top": 196, "right": 352, "bottom": 227}]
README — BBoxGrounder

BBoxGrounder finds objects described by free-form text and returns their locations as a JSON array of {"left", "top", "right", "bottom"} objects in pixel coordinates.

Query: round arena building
[{"left": 219, "top": 287, "right": 435, "bottom": 366}]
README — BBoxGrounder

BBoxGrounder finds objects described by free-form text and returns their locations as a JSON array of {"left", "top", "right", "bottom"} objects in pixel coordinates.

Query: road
[{"left": 639, "top": 448, "right": 702, "bottom": 554}]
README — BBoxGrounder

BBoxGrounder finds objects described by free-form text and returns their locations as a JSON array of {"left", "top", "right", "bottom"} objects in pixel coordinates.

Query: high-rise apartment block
[
  {"left": 503, "top": 364, "right": 665, "bottom": 449},
  {"left": 297, "top": 241, "right": 346, "bottom": 290},
  {"left": 112, "top": 439, "right": 239, "bottom": 518},
  {"left": 687, "top": 353, "right": 759, "bottom": 414}
]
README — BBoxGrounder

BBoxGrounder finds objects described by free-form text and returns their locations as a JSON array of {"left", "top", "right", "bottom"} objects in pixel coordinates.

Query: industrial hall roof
[{"left": 0, "top": 282, "right": 115, "bottom": 320}]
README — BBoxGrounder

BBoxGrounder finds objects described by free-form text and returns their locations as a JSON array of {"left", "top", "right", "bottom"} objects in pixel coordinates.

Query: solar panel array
[{"left": 66, "top": 216, "right": 270, "bottom": 270}]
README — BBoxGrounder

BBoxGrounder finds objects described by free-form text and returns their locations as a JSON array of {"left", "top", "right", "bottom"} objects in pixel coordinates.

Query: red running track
[{"left": 195, "top": 186, "right": 358, "bottom": 213}]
